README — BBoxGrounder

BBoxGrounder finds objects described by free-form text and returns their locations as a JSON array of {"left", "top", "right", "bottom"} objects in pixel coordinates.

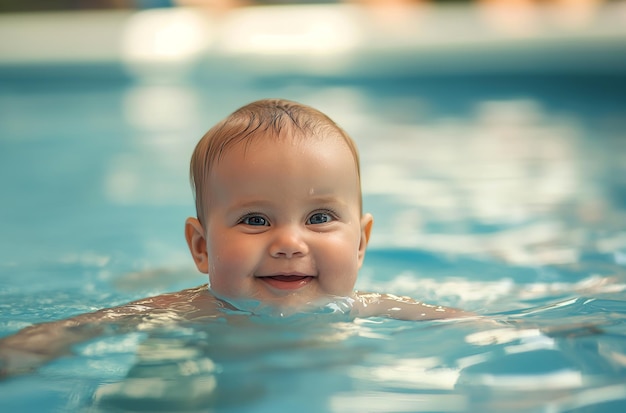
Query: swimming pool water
[{"left": 1, "top": 68, "right": 625, "bottom": 412}]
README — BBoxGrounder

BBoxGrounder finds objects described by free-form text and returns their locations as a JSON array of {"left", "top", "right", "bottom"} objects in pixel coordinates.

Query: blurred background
[{"left": 0, "top": 0, "right": 625, "bottom": 294}]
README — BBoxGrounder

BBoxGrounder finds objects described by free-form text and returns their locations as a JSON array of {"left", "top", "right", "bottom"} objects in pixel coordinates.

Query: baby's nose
[{"left": 269, "top": 226, "right": 309, "bottom": 258}]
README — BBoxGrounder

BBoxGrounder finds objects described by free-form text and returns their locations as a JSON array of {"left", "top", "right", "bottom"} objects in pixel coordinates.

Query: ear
[
  {"left": 357, "top": 213, "right": 373, "bottom": 268},
  {"left": 185, "top": 217, "right": 209, "bottom": 274}
]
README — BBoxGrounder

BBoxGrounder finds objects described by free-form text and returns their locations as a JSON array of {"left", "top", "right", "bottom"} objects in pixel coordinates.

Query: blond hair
[{"left": 190, "top": 98, "right": 362, "bottom": 225}]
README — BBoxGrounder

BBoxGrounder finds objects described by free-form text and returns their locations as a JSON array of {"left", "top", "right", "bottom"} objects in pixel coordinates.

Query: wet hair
[{"left": 189, "top": 98, "right": 362, "bottom": 226}]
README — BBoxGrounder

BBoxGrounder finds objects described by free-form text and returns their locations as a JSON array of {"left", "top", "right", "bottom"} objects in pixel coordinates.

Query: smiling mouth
[{"left": 258, "top": 275, "right": 314, "bottom": 290}]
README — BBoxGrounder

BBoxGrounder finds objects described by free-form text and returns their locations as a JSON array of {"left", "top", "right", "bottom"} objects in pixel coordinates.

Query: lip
[{"left": 257, "top": 273, "right": 315, "bottom": 291}]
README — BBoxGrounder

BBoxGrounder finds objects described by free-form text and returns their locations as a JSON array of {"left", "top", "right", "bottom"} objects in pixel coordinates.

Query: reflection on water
[
  {"left": 74, "top": 294, "right": 626, "bottom": 412},
  {"left": 90, "top": 315, "right": 368, "bottom": 411},
  {"left": 105, "top": 84, "right": 201, "bottom": 205},
  {"left": 349, "top": 92, "right": 624, "bottom": 269},
  {"left": 359, "top": 97, "right": 583, "bottom": 256}
]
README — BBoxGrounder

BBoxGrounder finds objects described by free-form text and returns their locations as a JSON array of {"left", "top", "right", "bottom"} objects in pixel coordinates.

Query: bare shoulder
[
  {"left": 352, "top": 291, "right": 471, "bottom": 321},
  {"left": 131, "top": 284, "right": 227, "bottom": 321}
]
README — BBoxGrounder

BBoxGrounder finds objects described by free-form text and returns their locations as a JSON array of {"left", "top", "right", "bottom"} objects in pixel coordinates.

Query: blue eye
[
  {"left": 241, "top": 215, "right": 268, "bottom": 226},
  {"left": 307, "top": 212, "right": 333, "bottom": 225}
]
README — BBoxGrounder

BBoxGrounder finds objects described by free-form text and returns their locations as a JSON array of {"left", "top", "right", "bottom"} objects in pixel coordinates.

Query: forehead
[{"left": 208, "top": 131, "right": 360, "bottom": 201}]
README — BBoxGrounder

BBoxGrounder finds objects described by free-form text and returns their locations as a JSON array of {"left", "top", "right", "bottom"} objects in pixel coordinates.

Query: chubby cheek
[
  {"left": 316, "top": 234, "right": 360, "bottom": 296},
  {"left": 206, "top": 236, "right": 259, "bottom": 299}
]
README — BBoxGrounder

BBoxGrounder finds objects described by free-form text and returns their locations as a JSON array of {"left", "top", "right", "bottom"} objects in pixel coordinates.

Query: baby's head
[{"left": 185, "top": 99, "right": 373, "bottom": 311}]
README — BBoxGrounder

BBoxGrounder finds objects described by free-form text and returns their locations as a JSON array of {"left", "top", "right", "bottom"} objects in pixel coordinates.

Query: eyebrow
[
  {"left": 307, "top": 195, "right": 348, "bottom": 207},
  {"left": 228, "top": 199, "right": 275, "bottom": 211},
  {"left": 230, "top": 195, "right": 348, "bottom": 210}
]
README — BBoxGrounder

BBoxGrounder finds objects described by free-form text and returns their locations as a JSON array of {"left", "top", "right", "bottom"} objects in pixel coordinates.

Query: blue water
[{"left": 1, "top": 67, "right": 626, "bottom": 412}]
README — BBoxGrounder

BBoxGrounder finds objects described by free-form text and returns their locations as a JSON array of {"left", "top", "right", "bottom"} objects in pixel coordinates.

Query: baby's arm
[
  {"left": 0, "top": 301, "right": 165, "bottom": 378},
  {"left": 0, "top": 285, "right": 216, "bottom": 378},
  {"left": 0, "top": 307, "right": 141, "bottom": 378},
  {"left": 1, "top": 315, "right": 99, "bottom": 377},
  {"left": 0, "top": 310, "right": 113, "bottom": 378},
  {"left": 353, "top": 292, "right": 470, "bottom": 321}
]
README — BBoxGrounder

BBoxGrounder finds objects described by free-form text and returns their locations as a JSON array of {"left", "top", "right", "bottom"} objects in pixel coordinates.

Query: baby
[
  {"left": 184, "top": 98, "right": 463, "bottom": 317},
  {"left": 0, "top": 99, "right": 464, "bottom": 377}
]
